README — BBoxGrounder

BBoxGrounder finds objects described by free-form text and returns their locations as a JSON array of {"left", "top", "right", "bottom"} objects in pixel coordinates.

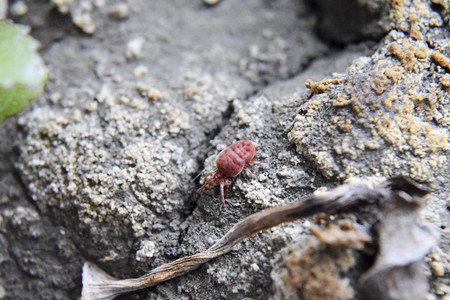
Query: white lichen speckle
[
  {"left": 126, "top": 37, "right": 145, "bottom": 60},
  {"left": 136, "top": 240, "right": 158, "bottom": 261},
  {"left": 242, "top": 180, "right": 281, "bottom": 207}
]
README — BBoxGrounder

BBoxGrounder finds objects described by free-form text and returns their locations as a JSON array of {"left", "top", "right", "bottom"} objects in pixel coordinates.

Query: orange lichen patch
[
  {"left": 387, "top": 39, "right": 429, "bottom": 71},
  {"left": 331, "top": 94, "right": 352, "bottom": 107},
  {"left": 384, "top": 66, "right": 405, "bottom": 83},
  {"left": 409, "top": 92, "right": 439, "bottom": 122},
  {"left": 334, "top": 136, "right": 357, "bottom": 158},
  {"left": 371, "top": 72, "right": 393, "bottom": 95},
  {"left": 289, "top": 30, "right": 448, "bottom": 182},
  {"left": 374, "top": 110, "right": 450, "bottom": 156},
  {"left": 431, "top": 50, "right": 450, "bottom": 69},
  {"left": 440, "top": 74, "right": 450, "bottom": 87},
  {"left": 302, "top": 95, "right": 328, "bottom": 116},
  {"left": 388, "top": 0, "right": 443, "bottom": 34},
  {"left": 415, "top": 44, "right": 429, "bottom": 59},
  {"left": 363, "top": 139, "right": 381, "bottom": 150},
  {"left": 336, "top": 117, "right": 352, "bottom": 132},
  {"left": 429, "top": 247, "right": 449, "bottom": 277},
  {"left": 409, "top": 23, "right": 423, "bottom": 40},
  {"left": 392, "top": 97, "right": 414, "bottom": 114},
  {"left": 305, "top": 78, "right": 340, "bottom": 95},
  {"left": 282, "top": 239, "right": 355, "bottom": 300},
  {"left": 350, "top": 95, "right": 366, "bottom": 115},
  {"left": 396, "top": 115, "right": 450, "bottom": 156},
  {"left": 310, "top": 218, "right": 371, "bottom": 249},
  {"left": 382, "top": 90, "right": 399, "bottom": 108},
  {"left": 387, "top": 42, "right": 414, "bottom": 70},
  {"left": 375, "top": 115, "right": 409, "bottom": 152}
]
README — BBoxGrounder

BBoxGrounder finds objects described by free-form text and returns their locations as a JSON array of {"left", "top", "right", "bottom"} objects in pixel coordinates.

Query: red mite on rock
[{"left": 197, "top": 140, "right": 261, "bottom": 207}]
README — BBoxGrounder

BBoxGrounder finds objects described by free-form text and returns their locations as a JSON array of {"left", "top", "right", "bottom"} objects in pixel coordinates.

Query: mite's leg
[
  {"left": 197, "top": 171, "right": 217, "bottom": 192},
  {"left": 244, "top": 161, "right": 262, "bottom": 177},
  {"left": 203, "top": 170, "right": 216, "bottom": 181},
  {"left": 243, "top": 167, "right": 256, "bottom": 177}
]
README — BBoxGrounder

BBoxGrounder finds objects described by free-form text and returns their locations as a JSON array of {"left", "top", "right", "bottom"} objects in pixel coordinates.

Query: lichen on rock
[{"left": 288, "top": 30, "right": 449, "bottom": 182}]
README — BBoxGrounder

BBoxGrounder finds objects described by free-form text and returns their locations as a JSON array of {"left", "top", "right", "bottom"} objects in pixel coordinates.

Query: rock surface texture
[{"left": 0, "top": 0, "right": 448, "bottom": 299}]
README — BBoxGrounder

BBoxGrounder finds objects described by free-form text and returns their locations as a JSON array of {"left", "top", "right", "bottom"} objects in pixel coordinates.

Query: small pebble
[
  {"left": 10, "top": 0, "right": 28, "bottom": 16},
  {"left": 107, "top": 2, "right": 129, "bottom": 20}
]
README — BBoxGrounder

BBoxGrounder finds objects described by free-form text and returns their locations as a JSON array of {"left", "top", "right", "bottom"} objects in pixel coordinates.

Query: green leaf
[{"left": 0, "top": 20, "right": 48, "bottom": 122}]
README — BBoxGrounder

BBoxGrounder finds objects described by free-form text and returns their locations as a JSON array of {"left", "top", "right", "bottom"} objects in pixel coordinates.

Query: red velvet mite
[{"left": 197, "top": 140, "right": 261, "bottom": 207}]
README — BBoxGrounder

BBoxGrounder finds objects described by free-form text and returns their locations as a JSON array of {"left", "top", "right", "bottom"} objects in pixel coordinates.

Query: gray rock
[{"left": 1, "top": 0, "right": 448, "bottom": 299}]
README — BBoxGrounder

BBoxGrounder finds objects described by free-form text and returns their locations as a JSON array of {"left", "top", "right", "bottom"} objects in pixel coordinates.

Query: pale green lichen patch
[{"left": 288, "top": 31, "right": 449, "bottom": 182}]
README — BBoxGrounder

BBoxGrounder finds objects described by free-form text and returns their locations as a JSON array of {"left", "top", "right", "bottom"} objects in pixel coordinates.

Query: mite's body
[{"left": 197, "top": 140, "right": 261, "bottom": 207}]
